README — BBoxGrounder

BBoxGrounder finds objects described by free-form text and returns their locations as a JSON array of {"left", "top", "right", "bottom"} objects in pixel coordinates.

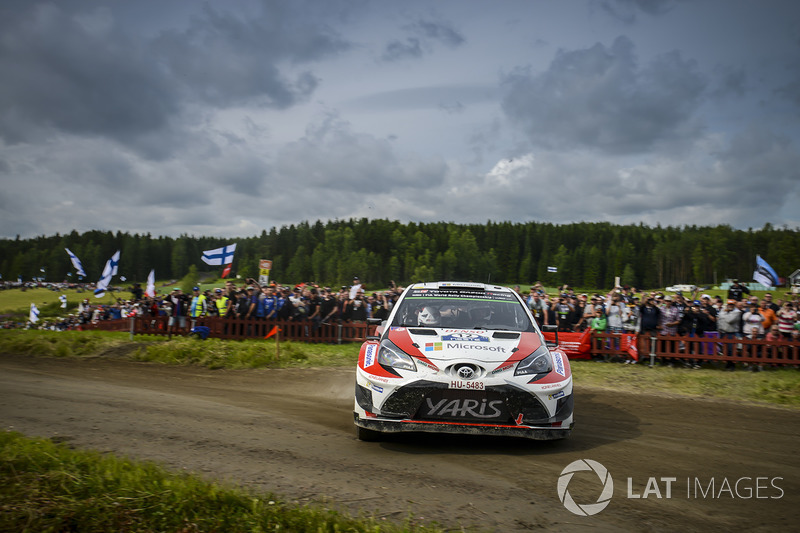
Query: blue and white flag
[
  {"left": 201, "top": 243, "right": 236, "bottom": 266},
  {"left": 65, "top": 248, "right": 87, "bottom": 277},
  {"left": 59, "top": 294, "right": 67, "bottom": 309},
  {"left": 29, "top": 303, "right": 40, "bottom": 323},
  {"left": 753, "top": 255, "right": 779, "bottom": 288},
  {"left": 94, "top": 250, "right": 121, "bottom": 298},
  {"left": 547, "top": 266, "right": 558, "bottom": 273}
]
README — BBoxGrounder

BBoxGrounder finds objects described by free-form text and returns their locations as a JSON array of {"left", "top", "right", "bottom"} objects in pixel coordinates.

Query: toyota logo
[{"left": 457, "top": 365, "right": 476, "bottom": 379}]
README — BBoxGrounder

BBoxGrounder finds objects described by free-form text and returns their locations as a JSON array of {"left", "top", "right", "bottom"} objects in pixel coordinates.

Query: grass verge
[
  {"left": 1, "top": 330, "right": 798, "bottom": 408},
  {"left": 571, "top": 359, "right": 800, "bottom": 408},
  {"left": 0, "top": 431, "right": 439, "bottom": 532}
]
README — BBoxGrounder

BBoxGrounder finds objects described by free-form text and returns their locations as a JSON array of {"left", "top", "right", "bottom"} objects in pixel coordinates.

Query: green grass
[
  {"left": 570, "top": 360, "right": 800, "bottom": 408},
  {"left": 0, "top": 431, "right": 439, "bottom": 533},
  {"left": 0, "top": 330, "right": 358, "bottom": 369},
  {"left": 2, "top": 330, "right": 799, "bottom": 408}
]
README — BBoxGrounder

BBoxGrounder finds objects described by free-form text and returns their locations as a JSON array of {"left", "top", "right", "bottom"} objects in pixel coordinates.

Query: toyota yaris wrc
[{"left": 354, "top": 282, "right": 573, "bottom": 441}]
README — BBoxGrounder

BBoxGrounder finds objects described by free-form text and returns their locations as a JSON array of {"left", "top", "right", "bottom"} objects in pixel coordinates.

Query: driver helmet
[{"left": 418, "top": 306, "right": 440, "bottom": 326}]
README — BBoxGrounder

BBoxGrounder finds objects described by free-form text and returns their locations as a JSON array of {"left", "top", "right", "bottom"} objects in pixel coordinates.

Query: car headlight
[
  {"left": 378, "top": 339, "right": 417, "bottom": 372},
  {"left": 514, "top": 345, "right": 553, "bottom": 376}
]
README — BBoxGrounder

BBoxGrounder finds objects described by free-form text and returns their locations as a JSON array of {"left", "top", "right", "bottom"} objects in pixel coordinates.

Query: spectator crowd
[{"left": 7, "top": 278, "right": 800, "bottom": 368}]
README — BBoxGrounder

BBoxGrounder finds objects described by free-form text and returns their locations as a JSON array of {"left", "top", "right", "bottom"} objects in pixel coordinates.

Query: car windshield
[{"left": 391, "top": 287, "right": 535, "bottom": 332}]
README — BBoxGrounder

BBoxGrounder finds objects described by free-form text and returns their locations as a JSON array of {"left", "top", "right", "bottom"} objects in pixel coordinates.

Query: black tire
[{"left": 356, "top": 425, "right": 382, "bottom": 442}]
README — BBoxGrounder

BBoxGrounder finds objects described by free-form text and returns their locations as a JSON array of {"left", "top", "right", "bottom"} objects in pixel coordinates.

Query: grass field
[
  {"left": 1, "top": 329, "right": 798, "bottom": 408},
  {"left": 0, "top": 431, "right": 439, "bottom": 533}
]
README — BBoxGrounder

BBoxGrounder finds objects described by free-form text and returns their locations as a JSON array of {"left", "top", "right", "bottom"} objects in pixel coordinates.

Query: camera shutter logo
[{"left": 557, "top": 459, "right": 614, "bottom": 516}]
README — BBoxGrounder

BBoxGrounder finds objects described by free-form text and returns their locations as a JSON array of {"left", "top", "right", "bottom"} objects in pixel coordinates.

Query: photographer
[{"left": 637, "top": 296, "right": 661, "bottom": 359}]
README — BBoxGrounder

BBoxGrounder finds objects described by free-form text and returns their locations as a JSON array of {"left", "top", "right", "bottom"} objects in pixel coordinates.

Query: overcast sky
[{"left": 1, "top": 0, "right": 799, "bottom": 239}]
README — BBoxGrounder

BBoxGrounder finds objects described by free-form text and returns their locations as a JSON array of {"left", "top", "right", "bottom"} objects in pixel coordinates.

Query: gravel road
[{"left": 1, "top": 353, "right": 797, "bottom": 531}]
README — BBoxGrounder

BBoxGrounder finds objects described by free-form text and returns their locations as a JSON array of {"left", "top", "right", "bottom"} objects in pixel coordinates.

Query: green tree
[{"left": 180, "top": 265, "right": 199, "bottom": 294}]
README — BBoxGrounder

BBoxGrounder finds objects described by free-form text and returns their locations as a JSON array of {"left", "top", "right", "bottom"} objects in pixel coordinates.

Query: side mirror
[
  {"left": 541, "top": 324, "right": 559, "bottom": 348},
  {"left": 366, "top": 317, "right": 383, "bottom": 341}
]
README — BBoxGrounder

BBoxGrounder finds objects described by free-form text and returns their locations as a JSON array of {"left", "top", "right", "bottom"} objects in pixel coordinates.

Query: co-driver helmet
[{"left": 418, "top": 306, "right": 440, "bottom": 326}]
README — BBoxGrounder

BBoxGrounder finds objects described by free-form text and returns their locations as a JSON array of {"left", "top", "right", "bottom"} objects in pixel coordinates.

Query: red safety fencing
[
  {"left": 81, "top": 315, "right": 376, "bottom": 344},
  {"left": 80, "top": 317, "right": 800, "bottom": 366}
]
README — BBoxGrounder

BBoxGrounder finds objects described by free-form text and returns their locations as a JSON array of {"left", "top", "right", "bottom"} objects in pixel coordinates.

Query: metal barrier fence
[{"left": 81, "top": 317, "right": 800, "bottom": 366}]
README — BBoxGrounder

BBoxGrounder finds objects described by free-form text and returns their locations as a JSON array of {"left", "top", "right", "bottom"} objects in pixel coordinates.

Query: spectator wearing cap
[
  {"left": 658, "top": 296, "right": 680, "bottom": 336},
  {"left": 604, "top": 288, "right": 628, "bottom": 334},
  {"left": 243, "top": 285, "right": 258, "bottom": 320},
  {"left": 349, "top": 276, "right": 362, "bottom": 300},
  {"left": 551, "top": 293, "right": 574, "bottom": 332},
  {"left": 214, "top": 288, "right": 231, "bottom": 317},
  {"left": 168, "top": 288, "right": 188, "bottom": 336},
  {"left": 189, "top": 286, "right": 207, "bottom": 329}
]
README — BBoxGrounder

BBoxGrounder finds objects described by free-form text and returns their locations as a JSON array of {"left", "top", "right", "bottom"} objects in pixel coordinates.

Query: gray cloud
[
  {"left": 0, "top": 3, "right": 176, "bottom": 146},
  {"left": 0, "top": 1, "right": 351, "bottom": 152},
  {"left": 274, "top": 112, "right": 446, "bottom": 193},
  {"left": 151, "top": 2, "right": 351, "bottom": 108},
  {"left": 597, "top": 0, "right": 683, "bottom": 23},
  {"left": 381, "top": 16, "right": 464, "bottom": 62},
  {"left": 501, "top": 36, "right": 707, "bottom": 153},
  {"left": 381, "top": 38, "right": 424, "bottom": 62}
]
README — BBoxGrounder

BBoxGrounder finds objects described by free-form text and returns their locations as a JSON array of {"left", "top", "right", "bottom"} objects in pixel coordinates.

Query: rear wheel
[{"left": 356, "top": 425, "right": 382, "bottom": 442}]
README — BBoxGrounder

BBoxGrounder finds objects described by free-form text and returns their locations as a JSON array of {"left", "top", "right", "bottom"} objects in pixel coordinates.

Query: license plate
[{"left": 448, "top": 380, "right": 485, "bottom": 390}]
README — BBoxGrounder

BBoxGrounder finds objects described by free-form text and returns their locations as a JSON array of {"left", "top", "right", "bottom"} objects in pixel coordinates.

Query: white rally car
[{"left": 354, "top": 281, "right": 573, "bottom": 441}]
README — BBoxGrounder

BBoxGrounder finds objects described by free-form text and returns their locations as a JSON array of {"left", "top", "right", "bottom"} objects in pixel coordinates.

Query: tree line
[{"left": 1, "top": 220, "right": 797, "bottom": 290}]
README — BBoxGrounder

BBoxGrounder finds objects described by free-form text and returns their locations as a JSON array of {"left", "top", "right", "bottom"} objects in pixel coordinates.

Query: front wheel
[{"left": 356, "top": 425, "right": 383, "bottom": 442}]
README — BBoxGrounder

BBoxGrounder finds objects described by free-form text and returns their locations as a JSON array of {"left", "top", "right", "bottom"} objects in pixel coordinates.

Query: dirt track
[{"left": 1, "top": 353, "right": 798, "bottom": 532}]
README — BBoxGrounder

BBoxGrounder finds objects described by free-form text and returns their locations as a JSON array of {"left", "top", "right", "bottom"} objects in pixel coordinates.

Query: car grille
[{"left": 380, "top": 381, "right": 551, "bottom": 424}]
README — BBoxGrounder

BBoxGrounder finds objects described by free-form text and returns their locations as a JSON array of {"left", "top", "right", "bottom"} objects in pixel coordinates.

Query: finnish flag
[
  {"left": 94, "top": 250, "right": 121, "bottom": 297},
  {"left": 65, "top": 248, "right": 87, "bottom": 277},
  {"left": 30, "top": 303, "right": 40, "bottom": 324},
  {"left": 201, "top": 244, "right": 236, "bottom": 266}
]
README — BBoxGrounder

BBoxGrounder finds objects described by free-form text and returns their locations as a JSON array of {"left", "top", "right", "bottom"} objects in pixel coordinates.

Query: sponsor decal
[
  {"left": 424, "top": 398, "right": 503, "bottom": 418},
  {"left": 389, "top": 327, "right": 406, "bottom": 332},
  {"left": 442, "top": 333, "right": 489, "bottom": 342},
  {"left": 548, "top": 390, "right": 566, "bottom": 400},
  {"left": 445, "top": 342, "right": 506, "bottom": 352},
  {"left": 539, "top": 383, "right": 560, "bottom": 390},
  {"left": 491, "top": 363, "right": 513, "bottom": 374},
  {"left": 417, "top": 359, "right": 441, "bottom": 372},
  {"left": 368, "top": 382, "right": 384, "bottom": 393},
  {"left": 364, "top": 344, "right": 376, "bottom": 367},
  {"left": 425, "top": 342, "right": 443, "bottom": 352},
  {"left": 366, "top": 374, "right": 390, "bottom": 383},
  {"left": 553, "top": 352, "right": 566, "bottom": 377}
]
